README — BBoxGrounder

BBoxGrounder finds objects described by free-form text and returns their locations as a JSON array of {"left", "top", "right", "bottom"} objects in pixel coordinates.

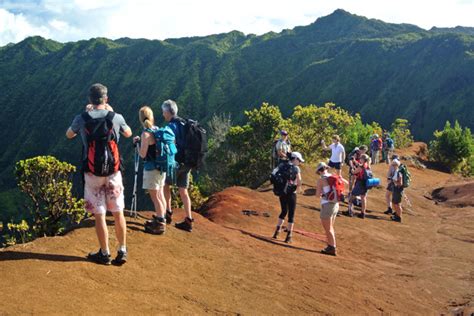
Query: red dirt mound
[{"left": 432, "top": 181, "right": 474, "bottom": 207}]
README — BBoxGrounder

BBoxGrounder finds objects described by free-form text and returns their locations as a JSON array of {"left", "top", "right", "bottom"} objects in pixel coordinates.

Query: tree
[
  {"left": 391, "top": 118, "right": 414, "bottom": 148},
  {"left": 15, "top": 156, "right": 85, "bottom": 237}
]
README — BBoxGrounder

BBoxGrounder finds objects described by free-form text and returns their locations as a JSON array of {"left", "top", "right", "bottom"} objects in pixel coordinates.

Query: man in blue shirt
[{"left": 161, "top": 100, "right": 194, "bottom": 232}]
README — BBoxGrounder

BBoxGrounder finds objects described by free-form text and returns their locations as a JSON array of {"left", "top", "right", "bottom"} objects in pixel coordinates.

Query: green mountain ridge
[{"left": 0, "top": 9, "right": 473, "bottom": 209}]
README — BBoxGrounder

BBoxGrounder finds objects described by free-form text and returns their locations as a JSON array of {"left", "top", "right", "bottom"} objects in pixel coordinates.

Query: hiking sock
[
  {"left": 101, "top": 248, "right": 110, "bottom": 256},
  {"left": 287, "top": 222, "right": 294, "bottom": 232},
  {"left": 118, "top": 245, "right": 127, "bottom": 253},
  {"left": 277, "top": 218, "right": 284, "bottom": 227}
]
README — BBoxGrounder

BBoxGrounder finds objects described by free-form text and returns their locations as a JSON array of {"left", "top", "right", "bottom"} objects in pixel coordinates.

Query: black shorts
[
  {"left": 386, "top": 182, "right": 394, "bottom": 191},
  {"left": 328, "top": 160, "right": 342, "bottom": 170},
  {"left": 352, "top": 180, "right": 367, "bottom": 196},
  {"left": 392, "top": 186, "right": 404, "bottom": 204}
]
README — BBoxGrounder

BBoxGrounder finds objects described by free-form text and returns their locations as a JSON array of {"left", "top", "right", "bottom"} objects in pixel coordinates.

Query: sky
[{"left": 1, "top": 0, "right": 473, "bottom": 46}]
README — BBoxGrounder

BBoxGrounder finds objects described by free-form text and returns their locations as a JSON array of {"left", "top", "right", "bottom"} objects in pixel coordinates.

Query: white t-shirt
[{"left": 329, "top": 143, "right": 345, "bottom": 163}]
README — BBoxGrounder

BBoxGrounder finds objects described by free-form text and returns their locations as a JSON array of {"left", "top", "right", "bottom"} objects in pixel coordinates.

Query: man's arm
[
  {"left": 66, "top": 127, "right": 76, "bottom": 139},
  {"left": 121, "top": 127, "right": 132, "bottom": 138}
]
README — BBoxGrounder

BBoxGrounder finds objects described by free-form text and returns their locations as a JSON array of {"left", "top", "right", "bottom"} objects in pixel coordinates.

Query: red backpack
[{"left": 324, "top": 175, "right": 345, "bottom": 203}]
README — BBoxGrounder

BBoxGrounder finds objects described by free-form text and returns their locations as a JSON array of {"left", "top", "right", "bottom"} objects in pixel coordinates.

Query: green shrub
[
  {"left": 15, "top": 156, "right": 85, "bottom": 237},
  {"left": 429, "top": 121, "right": 473, "bottom": 174},
  {"left": 391, "top": 118, "right": 414, "bottom": 148}
]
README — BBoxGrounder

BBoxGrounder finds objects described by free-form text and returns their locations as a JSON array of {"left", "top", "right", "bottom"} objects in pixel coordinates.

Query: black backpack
[
  {"left": 81, "top": 111, "right": 121, "bottom": 176},
  {"left": 270, "top": 162, "right": 298, "bottom": 196},
  {"left": 175, "top": 118, "right": 208, "bottom": 169}
]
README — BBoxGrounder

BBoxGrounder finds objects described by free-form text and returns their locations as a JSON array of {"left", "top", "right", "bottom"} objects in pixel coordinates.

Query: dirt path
[{"left": 1, "top": 144, "right": 473, "bottom": 314}]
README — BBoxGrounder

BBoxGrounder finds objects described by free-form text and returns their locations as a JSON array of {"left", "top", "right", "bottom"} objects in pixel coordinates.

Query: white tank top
[{"left": 320, "top": 174, "right": 332, "bottom": 205}]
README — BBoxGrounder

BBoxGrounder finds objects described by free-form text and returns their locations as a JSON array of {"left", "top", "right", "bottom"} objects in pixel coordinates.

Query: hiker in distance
[
  {"left": 273, "top": 130, "right": 292, "bottom": 167},
  {"left": 346, "top": 154, "right": 372, "bottom": 219},
  {"left": 321, "top": 135, "right": 345, "bottom": 176},
  {"left": 370, "top": 134, "right": 382, "bottom": 164},
  {"left": 161, "top": 100, "right": 194, "bottom": 232},
  {"left": 133, "top": 106, "right": 175, "bottom": 235},
  {"left": 66, "top": 83, "right": 132, "bottom": 265},
  {"left": 316, "top": 162, "right": 348, "bottom": 256},
  {"left": 272, "top": 152, "right": 304, "bottom": 243},
  {"left": 389, "top": 159, "right": 404, "bottom": 223},
  {"left": 384, "top": 154, "right": 400, "bottom": 216}
]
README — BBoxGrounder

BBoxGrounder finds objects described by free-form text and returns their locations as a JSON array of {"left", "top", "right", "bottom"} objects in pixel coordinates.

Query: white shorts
[
  {"left": 84, "top": 172, "right": 125, "bottom": 215},
  {"left": 143, "top": 169, "right": 166, "bottom": 190}
]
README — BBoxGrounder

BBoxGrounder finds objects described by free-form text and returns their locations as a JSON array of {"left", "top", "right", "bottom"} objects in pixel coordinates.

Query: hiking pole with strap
[{"left": 130, "top": 142, "right": 139, "bottom": 219}]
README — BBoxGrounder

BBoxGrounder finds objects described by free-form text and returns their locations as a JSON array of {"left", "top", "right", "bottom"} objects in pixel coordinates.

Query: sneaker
[
  {"left": 391, "top": 214, "right": 402, "bottom": 223},
  {"left": 321, "top": 246, "right": 337, "bottom": 256},
  {"left": 284, "top": 232, "right": 293, "bottom": 243},
  {"left": 357, "top": 212, "right": 365, "bottom": 219},
  {"left": 344, "top": 209, "right": 354, "bottom": 217},
  {"left": 145, "top": 218, "right": 166, "bottom": 235},
  {"left": 87, "top": 249, "right": 111, "bottom": 265},
  {"left": 165, "top": 210, "right": 173, "bottom": 224},
  {"left": 175, "top": 217, "right": 194, "bottom": 232},
  {"left": 384, "top": 208, "right": 393, "bottom": 215},
  {"left": 112, "top": 250, "right": 127, "bottom": 265}
]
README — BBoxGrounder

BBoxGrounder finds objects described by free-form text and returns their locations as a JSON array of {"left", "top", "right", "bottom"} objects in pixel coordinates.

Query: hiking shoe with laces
[
  {"left": 87, "top": 249, "right": 111, "bottom": 265},
  {"left": 357, "top": 212, "right": 366, "bottom": 219},
  {"left": 165, "top": 210, "right": 173, "bottom": 224},
  {"left": 145, "top": 218, "right": 166, "bottom": 235},
  {"left": 321, "top": 246, "right": 337, "bottom": 256},
  {"left": 112, "top": 250, "right": 127, "bottom": 265},
  {"left": 284, "top": 232, "right": 293, "bottom": 243},
  {"left": 391, "top": 214, "right": 402, "bottom": 223},
  {"left": 384, "top": 208, "right": 393, "bottom": 215},
  {"left": 175, "top": 217, "right": 194, "bottom": 232}
]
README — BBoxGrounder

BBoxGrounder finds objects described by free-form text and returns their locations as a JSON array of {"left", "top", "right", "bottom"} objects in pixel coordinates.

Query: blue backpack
[
  {"left": 143, "top": 126, "right": 177, "bottom": 177},
  {"left": 386, "top": 137, "right": 394, "bottom": 149}
]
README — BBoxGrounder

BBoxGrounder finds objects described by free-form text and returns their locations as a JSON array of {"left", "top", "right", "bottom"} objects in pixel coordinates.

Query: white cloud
[
  {"left": 1, "top": 0, "right": 474, "bottom": 46},
  {"left": 0, "top": 8, "right": 50, "bottom": 45}
]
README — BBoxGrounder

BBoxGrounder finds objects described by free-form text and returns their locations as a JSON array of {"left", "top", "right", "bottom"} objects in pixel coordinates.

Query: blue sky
[{"left": 1, "top": 0, "right": 473, "bottom": 46}]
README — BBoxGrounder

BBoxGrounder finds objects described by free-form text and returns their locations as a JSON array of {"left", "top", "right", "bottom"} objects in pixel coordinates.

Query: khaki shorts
[
  {"left": 320, "top": 202, "right": 339, "bottom": 220},
  {"left": 84, "top": 171, "right": 124, "bottom": 215},
  {"left": 143, "top": 169, "right": 166, "bottom": 190}
]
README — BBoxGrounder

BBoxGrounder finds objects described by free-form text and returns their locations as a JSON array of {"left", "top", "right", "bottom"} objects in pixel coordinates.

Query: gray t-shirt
[{"left": 70, "top": 109, "right": 130, "bottom": 160}]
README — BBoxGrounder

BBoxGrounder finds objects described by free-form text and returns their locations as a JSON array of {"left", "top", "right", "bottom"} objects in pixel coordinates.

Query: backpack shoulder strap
[
  {"left": 81, "top": 112, "right": 92, "bottom": 122},
  {"left": 105, "top": 111, "right": 115, "bottom": 121}
]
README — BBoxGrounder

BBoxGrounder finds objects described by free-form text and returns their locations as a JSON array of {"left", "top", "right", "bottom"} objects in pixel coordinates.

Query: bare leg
[
  {"left": 179, "top": 187, "right": 192, "bottom": 219},
  {"left": 164, "top": 184, "right": 172, "bottom": 211},
  {"left": 321, "top": 218, "right": 336, "bottom": 247},
  {"left": 361, "top": 194, "right": 367, "bottom": 215},
  {"left": 149, "top": 189, "right": 166, "bottom": 218},
  {"left": 112, "top": 211, "right": 127, "bottom": 249},
  {"left": 94, "top": 213, "right": 109, "bottom": 253},
  {"left": 385, "top": 190, "right": 392, "bottom": 209}
]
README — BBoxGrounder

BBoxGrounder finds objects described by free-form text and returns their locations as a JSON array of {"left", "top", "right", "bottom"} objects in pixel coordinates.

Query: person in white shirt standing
[{"left": 321, "top": 135, "right": 345, "bottom": 176}]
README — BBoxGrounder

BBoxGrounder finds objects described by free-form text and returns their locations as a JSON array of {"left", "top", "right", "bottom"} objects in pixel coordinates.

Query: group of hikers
[
  {"left": 66, "top": 83, "right": 205, "bottom": 265},
  {"left": 270, "top": 130, "right": 409, "bottom": 256},
  {"left": 66, "top": 83, "right": 407, "bottom": 265}
]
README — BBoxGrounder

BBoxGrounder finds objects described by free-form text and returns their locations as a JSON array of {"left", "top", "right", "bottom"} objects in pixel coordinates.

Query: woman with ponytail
[{"left": 134, "top": 106, "right": 167, "bottom": 235}]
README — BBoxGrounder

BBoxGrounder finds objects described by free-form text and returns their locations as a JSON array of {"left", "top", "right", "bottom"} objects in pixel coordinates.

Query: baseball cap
[
  {"left": 291, "top": 152, "right": 304, "bottom": 162},
  {"left": 280, "top": 130, "right": 288, "bottom": 136},
  {"left": 316, "top": 162, "right": 328, "bottom": 172}
]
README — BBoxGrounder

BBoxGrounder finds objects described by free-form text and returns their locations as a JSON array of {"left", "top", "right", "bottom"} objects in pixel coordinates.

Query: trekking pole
[{"left": 130, "top": 142, "right": 139, "bottom": 219}]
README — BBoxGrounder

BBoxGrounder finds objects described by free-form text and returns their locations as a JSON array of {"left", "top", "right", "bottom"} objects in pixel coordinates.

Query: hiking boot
[
  {"left": 175, "top": 217, "right": 194, "bottom": 232},
  {"left": 357, "top": 212, "right": 365, "bottom": 219},
  {"left": 391, "top": 214, "right": 402, "bottom": 223},
  {"left": 284, "top": 232, "right": 293, "bottom": 243},
  {"left": 384, "top": 208, "right": 393, "bottom": 215},
  {"left": 345, "top": 209, "right": 354, "bottom": 217},
  {"left": 112, "top": 250, "right": 127, "bottom": 265},
  {"left": 272, "top": 226, "right": 281, "bottom": 239},
  {"left": 87, "top": 249, "right": 111, "bottom": 265},
  {"left": 165, "top": 210, "right": 173, "bottom": 224},
  {"left": 321, "top": 245, "right": 337, "bottom": 256},
  {"left": 145, "top": 218, "right": 166, "bottom": 235}
]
